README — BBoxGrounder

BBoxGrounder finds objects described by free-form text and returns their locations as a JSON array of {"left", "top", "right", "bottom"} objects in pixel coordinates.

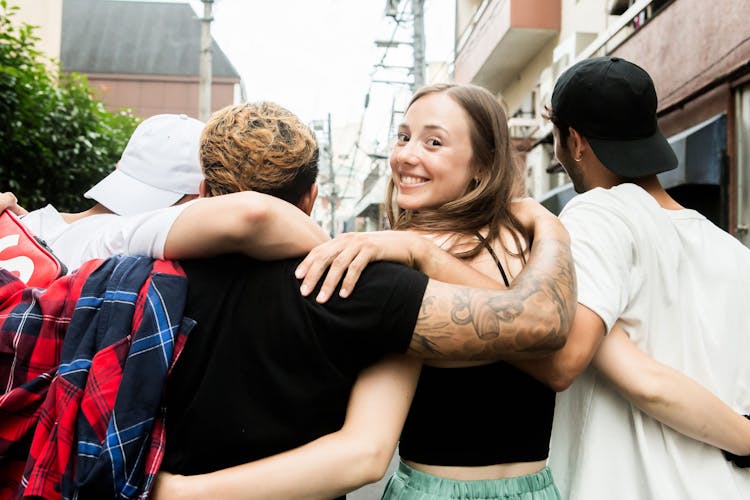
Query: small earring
[{"left": 574, "top": 156, "right": 582, "bottom": 162}]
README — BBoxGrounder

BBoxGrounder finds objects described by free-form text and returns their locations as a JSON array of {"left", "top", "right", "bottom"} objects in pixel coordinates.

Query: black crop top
[
  {"left": 398, "top": 234, "right": 555, "bottom": 466},
  {"left": 398, "top": 362, "right": 555, "bottom": 466}
]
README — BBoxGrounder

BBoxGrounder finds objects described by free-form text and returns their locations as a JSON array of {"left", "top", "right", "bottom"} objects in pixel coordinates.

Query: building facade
[
  {"left": 61, "top": 0, "right": 242, "bottom": 120},
  {"left": 454, "top": 0, "right": 750, "bottom": 244}
]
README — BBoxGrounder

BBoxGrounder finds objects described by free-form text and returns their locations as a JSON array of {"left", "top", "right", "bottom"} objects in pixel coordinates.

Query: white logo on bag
[{"left": 0, "top": 235, "right": 34, "bottom": 284}]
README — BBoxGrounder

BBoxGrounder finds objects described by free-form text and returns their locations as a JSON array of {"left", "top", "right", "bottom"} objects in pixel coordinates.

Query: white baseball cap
[{"left": 84, "top": 114, "right": 205, "bottom": 215}]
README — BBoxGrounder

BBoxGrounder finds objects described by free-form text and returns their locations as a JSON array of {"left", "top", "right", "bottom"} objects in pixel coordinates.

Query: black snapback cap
[{"left": 551, "top": 56, "right": 677, "bottom": 178}]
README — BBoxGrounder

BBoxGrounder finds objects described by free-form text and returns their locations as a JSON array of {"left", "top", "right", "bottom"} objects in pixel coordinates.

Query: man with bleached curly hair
[{"left": 197, "top": 102, "right": 320, "bottom": 208}]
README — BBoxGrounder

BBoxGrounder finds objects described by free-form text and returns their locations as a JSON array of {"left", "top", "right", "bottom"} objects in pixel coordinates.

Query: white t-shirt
[
  {"left": 550, "top": 183, "right": 750, "bottom": 499},
  {"left": 21, "top": 202, "right": 192, "bottom": 271}
]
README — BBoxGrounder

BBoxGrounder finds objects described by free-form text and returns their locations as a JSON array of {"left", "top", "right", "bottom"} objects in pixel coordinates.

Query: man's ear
[
  {"left": 568, "top": 127, "right": 589, "bottom": 161},
  {"left": 198, "top": 179, "right": 208, "bottom": 198},
  {"left": 298, "top": 183, "right": 318, "bottom": 216}
]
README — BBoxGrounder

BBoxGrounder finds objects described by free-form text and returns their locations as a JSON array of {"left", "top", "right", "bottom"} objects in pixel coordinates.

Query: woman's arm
[
  {"left": 153, "top": 355, "right": 421, "bottom": 500},
  {"left": 163, "top": 191, "right": 329, "bottom": 260},
  {"left": 295, "top": 230, "right": 504, "bottom": 302},
  {"left": 594, "top": 324, "right": 750, "bottom": 456},
  {"left": 294, "top": 197, "right": 568, "bottom": 303}
]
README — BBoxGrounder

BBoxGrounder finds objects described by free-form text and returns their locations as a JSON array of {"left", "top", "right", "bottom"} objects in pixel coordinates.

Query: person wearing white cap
[
  {"left": 83, "top": 113, "right": 206, "bottom": 215},
  {"left": 2, "top": 107, "right": 332, "bottom": 273},
  {"left": 17, "top": 113, "right": 205, "bottom": 269}
]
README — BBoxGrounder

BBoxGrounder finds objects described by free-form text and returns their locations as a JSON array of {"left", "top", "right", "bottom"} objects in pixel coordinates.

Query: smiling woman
[
  {"left": 287, "top": 83, "right": 564, "bottom": 499},
  {"left": 386, "top": 83, "right": 528, "bottom": 261},
  {"left": 373, "top": 83, "right": 560, "bottom": 500},
  {"left": 390, "top": 92, "right": 476, "bottom": 210}
]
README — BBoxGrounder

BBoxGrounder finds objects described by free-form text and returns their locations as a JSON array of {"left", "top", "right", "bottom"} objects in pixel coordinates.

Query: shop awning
[{"left": 659, "top": 114, "right": 727, "bottom": 189}]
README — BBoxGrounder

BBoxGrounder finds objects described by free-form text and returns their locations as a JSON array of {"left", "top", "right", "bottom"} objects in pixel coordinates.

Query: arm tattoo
[
  {"left": 450, "top": 287, "right": 523, "bottom": 339},
  {"left": 410, "top": 237, "right": 576, "bottom": 361}
]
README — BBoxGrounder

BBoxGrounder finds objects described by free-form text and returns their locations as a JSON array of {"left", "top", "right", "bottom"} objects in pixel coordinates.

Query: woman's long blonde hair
[{"left": 386, "top": 83, "right": 529, "bottom": 260}]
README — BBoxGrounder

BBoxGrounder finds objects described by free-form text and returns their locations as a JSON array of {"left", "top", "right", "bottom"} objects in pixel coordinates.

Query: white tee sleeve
[
  {"left": 116, "top": 202, "right": 194, "bottom": 258},
  {"left": 67, "top": 201, "right": 196, "bottom": 267},
  {"left": 560, "top": 194, "right": 635, "bottom": 333}
]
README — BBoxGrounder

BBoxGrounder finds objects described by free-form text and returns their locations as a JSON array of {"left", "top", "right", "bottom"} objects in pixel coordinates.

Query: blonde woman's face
[{"left": 390, "top": 92, "right": 474, "bottom": 210}]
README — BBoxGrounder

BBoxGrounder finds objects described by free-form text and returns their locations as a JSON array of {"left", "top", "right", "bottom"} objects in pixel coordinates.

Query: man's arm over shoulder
[
  {"left": 164, "top": 192, "right": 329, "bottom": 260},
  {"left": 73, "top": 191, "right": 327, "bottom": 264},
  {"left": 511, "top": 191, "right": 635, "bottom": 389},
  {"left": 407, "top": 216, "right": 576, "bottom": 361},
  {"left": 514, "top": 304, "right": 606, "bottom": 391}
]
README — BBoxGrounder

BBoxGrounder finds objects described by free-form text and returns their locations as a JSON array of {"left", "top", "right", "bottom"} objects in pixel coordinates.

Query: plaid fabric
[
  {"left": 0, "top": 260, "right": 100, "bottom": 498},
  {"left": 0, "top": 255, "right": 191, "bottom": 499}
]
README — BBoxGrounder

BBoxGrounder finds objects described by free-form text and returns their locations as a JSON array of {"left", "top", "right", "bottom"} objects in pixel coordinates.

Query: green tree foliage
[{"left": 0, "top": 0, "right": 140, "bottom": 212}]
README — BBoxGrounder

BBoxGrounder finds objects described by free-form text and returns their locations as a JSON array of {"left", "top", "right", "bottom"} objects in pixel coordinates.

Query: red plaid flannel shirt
[
  {"left": 0, "top": 260, "right": 100, "bottom": 497},
  {"left": 0, "top": 257, "right": 191, "bottom": 499}
]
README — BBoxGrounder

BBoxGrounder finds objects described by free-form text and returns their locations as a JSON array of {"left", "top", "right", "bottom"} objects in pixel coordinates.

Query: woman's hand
[
  {"left": 0, "top": 192, "right": 28, "bottom": 216},
  {"left": 295, "top": 231, "right": 425, "bottom": 303}
]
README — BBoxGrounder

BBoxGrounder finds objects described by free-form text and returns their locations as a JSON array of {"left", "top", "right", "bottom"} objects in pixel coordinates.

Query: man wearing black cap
[{"left": 528, "top": 56, "right": 750, "bottom": 498}]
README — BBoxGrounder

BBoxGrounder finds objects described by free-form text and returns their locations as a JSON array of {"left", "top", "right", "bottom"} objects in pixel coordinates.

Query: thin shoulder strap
[{"left": 475, "top": 231, "right": 510, "bottom": 287}]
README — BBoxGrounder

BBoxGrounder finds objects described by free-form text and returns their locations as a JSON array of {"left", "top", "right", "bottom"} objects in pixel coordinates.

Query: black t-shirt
[{"left": 161, "top": 254, "right": 428, "bottom": 477}]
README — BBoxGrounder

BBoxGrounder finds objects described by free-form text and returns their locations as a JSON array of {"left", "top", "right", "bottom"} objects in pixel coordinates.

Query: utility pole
[
  {"left": 376, "top": 0, "right": 425, "bottom": 91},
  {"left": 199, "top": 0, "right": 214, "bottom": 121},
  {"left": 326, "top": 113, "right": 338, "bottom": 236},
  {"left": 311, "top": 115, "right": 337, "bottom": 236},
  {"left": 411, "top": 0, "right": 425, "bottom": 90}
]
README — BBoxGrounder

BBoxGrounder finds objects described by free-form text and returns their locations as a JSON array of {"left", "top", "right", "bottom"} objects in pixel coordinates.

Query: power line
[{"left": 339, "top": 0, "right": 423, "bottom": 203}]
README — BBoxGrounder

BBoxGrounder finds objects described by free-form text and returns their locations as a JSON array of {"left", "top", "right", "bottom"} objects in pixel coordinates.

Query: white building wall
[{"left": 12, "top": 0, "right": 62, "bottom": 61}]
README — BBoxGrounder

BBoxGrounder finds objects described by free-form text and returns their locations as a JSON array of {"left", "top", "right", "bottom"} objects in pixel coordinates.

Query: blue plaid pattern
[{"left": 20, "top": 255, "right": 193, "bottom": 499}]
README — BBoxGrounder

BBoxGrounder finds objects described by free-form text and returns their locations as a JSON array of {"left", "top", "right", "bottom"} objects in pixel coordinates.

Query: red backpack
[{"left": 0, "top": 210, "right": 67, "bottom": 287}]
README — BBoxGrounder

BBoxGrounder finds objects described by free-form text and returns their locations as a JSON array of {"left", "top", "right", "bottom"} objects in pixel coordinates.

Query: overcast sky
[
  {"left": 130, "top": 0, "right": 455, "bottom": 208},
  {"left": 178, "top": 0, "right": 454, "bottom": 128}
]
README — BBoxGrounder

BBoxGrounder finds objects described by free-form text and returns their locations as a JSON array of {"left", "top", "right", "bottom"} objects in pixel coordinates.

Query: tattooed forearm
[{"left": 409, "top": 231, "right": 576, "bottom": 361}]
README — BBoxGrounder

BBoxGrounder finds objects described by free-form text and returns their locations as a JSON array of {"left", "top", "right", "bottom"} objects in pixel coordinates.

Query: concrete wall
[
  {"left": 560, "top": 0, "right": 609, "bottom": 40},
  {"left": 610, "top": 0, "right": 750, "bottom": 113}
]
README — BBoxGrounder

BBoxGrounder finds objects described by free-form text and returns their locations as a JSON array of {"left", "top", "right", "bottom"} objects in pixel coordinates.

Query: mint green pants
[{"left": 381, "top": 461, "right": 561, "bottom": 500}]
